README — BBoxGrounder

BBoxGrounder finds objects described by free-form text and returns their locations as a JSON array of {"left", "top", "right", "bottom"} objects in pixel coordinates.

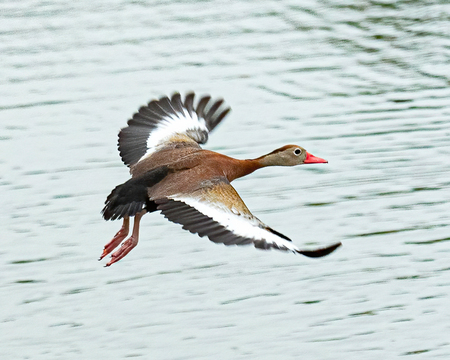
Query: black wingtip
[{"left": 296, "top": 242, "right": 342, "bottom": 258}]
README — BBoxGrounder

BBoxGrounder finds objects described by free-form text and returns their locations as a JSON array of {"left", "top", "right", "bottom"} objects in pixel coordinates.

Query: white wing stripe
[
  {"left": 140, "top": 111, "right": 208, "bottom": 162},
  {"left": 170, "top": 195, "right": 300, "bottom": 252}
]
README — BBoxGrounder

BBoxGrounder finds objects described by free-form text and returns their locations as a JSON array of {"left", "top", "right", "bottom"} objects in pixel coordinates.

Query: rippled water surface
[{"left": 1, "top": 1, "right": 450, "bottom": 359}]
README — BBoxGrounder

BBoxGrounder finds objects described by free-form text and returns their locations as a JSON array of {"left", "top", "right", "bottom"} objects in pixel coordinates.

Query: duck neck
[
  {"left": 253, "top": 152, "right": 283, "bottom": 167},
  {"left": 228, "top": 155, "right": 276, "bottom": 182}
]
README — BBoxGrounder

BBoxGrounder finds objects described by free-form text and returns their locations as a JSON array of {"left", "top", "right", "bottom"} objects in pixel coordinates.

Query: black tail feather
[{"left": 102, "top": 166, "right": 170, "bottom": 220}]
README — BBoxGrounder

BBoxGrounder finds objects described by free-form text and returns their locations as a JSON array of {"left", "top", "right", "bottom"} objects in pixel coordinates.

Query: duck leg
[
  {"left": 105, "top": 211, "right": 146, "bottom": 267},
  {"left": 99, "top": 217, "right": 130, "bottom": 260}
]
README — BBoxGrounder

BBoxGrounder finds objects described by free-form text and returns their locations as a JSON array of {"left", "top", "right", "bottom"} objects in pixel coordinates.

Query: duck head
[{"left": 257, "top": 145, "right": 328, "bottom": 167}]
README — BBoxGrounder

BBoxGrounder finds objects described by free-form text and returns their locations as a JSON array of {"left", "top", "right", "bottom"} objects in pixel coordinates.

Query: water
[{"left": 1, "top": 1, "right": 450, "bottom": 359}]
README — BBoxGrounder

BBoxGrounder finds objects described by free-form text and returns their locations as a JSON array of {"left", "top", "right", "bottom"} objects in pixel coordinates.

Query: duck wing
[
  {"left": 154, "top": 177, "right": 341, "bottom": 258},
  {"left": 118, "top": 92, "right": 230, "bottom": 167}
]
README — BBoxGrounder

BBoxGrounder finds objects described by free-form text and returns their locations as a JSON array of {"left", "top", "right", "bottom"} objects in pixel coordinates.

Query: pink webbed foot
[
  {"left": 99, "top": 217, "right": 130, "bottom": 261},
  {"left": 103, "top": 210, "right": 145, "bottom": 267},
  {"left": 105, "top": 236, "right": 138, "bottom": 267}
]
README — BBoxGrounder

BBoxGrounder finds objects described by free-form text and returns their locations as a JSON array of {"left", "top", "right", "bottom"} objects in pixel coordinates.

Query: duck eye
[{"left": 294, "top": 148, "right": 302, "bottom": 156}]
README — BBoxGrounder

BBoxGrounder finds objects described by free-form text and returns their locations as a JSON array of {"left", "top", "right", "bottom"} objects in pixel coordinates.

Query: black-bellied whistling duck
[{"left": 100, "top": 92, "right": 341, "bottom": 266}]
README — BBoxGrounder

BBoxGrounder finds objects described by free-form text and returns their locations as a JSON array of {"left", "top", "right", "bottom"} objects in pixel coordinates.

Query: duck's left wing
[
  {"left": 118, "top": 92, "right": 230, "bottom": 167},
  {"left": 154, "top": 178, "right": 341, "bottom": 258}
]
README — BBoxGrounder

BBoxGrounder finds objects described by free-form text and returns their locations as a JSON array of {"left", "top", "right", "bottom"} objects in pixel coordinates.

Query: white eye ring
[{"left": 294, "top": 148, "right": 302, "bottom": 156}]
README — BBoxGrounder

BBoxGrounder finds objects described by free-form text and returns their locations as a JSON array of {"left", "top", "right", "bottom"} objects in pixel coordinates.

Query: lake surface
[{"left": 1, "top": 1, "right": 449, "bottom": 359}]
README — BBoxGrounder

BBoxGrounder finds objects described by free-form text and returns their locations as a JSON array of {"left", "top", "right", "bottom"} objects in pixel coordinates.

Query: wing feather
[
  {"left": 118, "top": 92, "right": 231, "bottom": 167},
  {"left": 195, "top": 96, "right": 211, "bottom": 119},
  {"left": 170, "top": 93, "right": 184, "bottom": 113},
  {"left": 184, "top": 93, "right": 195, "bottom": 115},
  {"left": 155, "top": 179, "right": 341, "bottom": 257}
]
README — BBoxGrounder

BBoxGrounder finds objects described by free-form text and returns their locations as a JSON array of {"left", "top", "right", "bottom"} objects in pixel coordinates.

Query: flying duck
[{"left": 100, "top": 92, "right": 341, "bottom": 266}]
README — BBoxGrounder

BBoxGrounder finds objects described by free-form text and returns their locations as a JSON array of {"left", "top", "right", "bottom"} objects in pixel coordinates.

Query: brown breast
[
  {"left": 132, "top": 143, "right": 260, "bottom": 199},
  {"left": 147, "top": 151, "right": 233, "bottom": 199}
]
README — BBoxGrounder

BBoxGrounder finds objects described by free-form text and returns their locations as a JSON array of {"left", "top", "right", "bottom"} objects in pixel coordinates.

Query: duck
[{"left": 100, "top": 92, "right": 341, "bottom": 266}]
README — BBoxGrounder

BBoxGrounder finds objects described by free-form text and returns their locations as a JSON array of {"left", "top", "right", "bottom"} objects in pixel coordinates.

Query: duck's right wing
[
  {"left": 118, "top": 92, "right": 230, "bottom": 167},
  {"left": 155, "top": 178, "right": 341, "bottom": 258}
]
